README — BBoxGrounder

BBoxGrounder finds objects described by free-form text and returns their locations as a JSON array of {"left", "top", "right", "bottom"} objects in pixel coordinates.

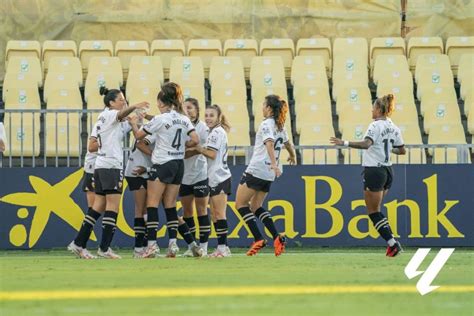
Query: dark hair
[
  {"left": 157, "top": 82, "right": 184, "bottom": 114},
  {"left": 374, "top": 94, "right": 395, "bottom": 117},
  {"left": 185, "top": 97, "right": 200, "bottom": 119},
  {"left": 99, "top": 86, "right": 122, "bottom": 108},
  {"left": 265, "top": 94, "right": 288, "bottom": 131},
  {"left": 207, "top": 104, "right": 230, "bottom": 132}
]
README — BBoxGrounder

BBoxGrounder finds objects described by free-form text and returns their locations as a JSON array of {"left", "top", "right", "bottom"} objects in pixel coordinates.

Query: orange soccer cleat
[{"left": 246, "top": 239, "right": 267, "bottom": 256}]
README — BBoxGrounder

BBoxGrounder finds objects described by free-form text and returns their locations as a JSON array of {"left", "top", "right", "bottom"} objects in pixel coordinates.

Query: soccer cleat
[
  {"left": 182, "top": 248, "right": 194, "bottom": 257},
  {"left": 209, "top": 247, "right": 232, "bottom": 258},
  {"left": 166, "top": 240, "right": 180, "bottom": 258},
  {"left": 67, "top": 241, "right": 83, "bottom": 257},
  {"left": 133, "top": 248, "right": 145, "bottom": 259},
  {"left": 190, "top": 242, "right": 203, "bottom": 257},
  {"left": 97, "top": 248, "right": 122, "bottom": 259},
  {"left": 141, "top": 243, "right": 160, "bottom": 258},
  {"left": 274, "top": 234, "right": 287, "bottom": 256},
  {"left": 386, "top": 241, "right": 403, "bottom": 257},
  {"left": 80, "top": 248, "right": 97, "bottom": 259},
  {"left": 246, "top": 239, "right": 267, "bottom": 256}
]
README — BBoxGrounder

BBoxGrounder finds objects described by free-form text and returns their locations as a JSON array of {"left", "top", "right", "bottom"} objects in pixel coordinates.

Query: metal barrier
[{"left": 0, "top": 109, "right": 473, "bottom": 167}]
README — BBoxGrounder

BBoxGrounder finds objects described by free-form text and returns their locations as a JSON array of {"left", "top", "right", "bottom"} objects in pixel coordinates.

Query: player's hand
[
  {"left": 134, "top": 102, "right": 150, "bottom": 110},
  {"left": 330, "top": 137, "right": 344, "bottom": 146},
  {"left": 132, "top": 166, "right": 146, "bottom": 176},
  {"left": 127, "top": 115, "right": 139, "bottom": 126},
  {"left": 271, "top": 164, "right": 282, "bottom": 178},
  {"left": 287, "top": 155, "right": 296, "bottom": 165}
]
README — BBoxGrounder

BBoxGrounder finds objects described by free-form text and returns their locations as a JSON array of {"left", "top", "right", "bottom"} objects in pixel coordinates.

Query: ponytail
[
  {"left": 100, "top": 86, "right": 121, "bottom": 108},
  {"left": 375, "top": 93, "right": 395, "bottom": 117},
  {"left": 208, "top": 104, "right": 231, "bottom": 132},
  {"left": 157, "top": 82, "right": 185, "bottom": 114},
  {"left": 265, "top": 94, "right": 288, "bottom": 131}
]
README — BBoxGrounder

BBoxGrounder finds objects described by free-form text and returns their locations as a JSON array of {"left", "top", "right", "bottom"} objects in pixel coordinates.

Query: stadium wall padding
[
  {"left": 1, "top": 0, "right": 474, "bottom": 79},
  {"left": 0, "top": 165, "right": 473, "bottom": 250}
]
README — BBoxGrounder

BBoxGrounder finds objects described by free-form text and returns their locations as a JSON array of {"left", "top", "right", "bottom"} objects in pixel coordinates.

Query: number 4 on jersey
[{"left": 172, "top": 129, "right": 182, "bottom": 151}]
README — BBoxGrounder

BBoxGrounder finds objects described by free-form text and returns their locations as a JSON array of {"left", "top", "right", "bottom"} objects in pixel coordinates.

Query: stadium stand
[
  {"left": 260, "top": 38, "right": 295, "bottom": 79},
  {"left": 188, "top": 39, "right": 222, "bottom": 78},
  {"left": 407, "top": 36, "right": 443, "bottom": 73},
  {"left": 115, "top": 40, "right": 150, "bottom": 80},
  {"left": 150, "top": 39, "right": 185, "bottom": 79},
  {"left": 223, "top": 39, "right": 258, "bottom": 79},
  {"left": 78, "top": 40, "right": 114, "bottom": 76},
  {"left": 5, "top": 40, "right": 41, "bottom": 66},
  {"left": 42, "top": 40, "right": 77, "bottom": 75},
  {"left": 445, "top": 36, "right": 474, "bottom": 76},
  {"left": 296, "top": 38, "right": 332, "bottom": 77}
]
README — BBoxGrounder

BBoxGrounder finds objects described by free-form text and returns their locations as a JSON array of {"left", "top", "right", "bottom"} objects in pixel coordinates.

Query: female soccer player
[
  {"left": 330, "top": 94, "right": 406, "bottom": 257},
  {"left": 69, "top": 86, "right": 149, "bottom": 259},
  {"left": 235, "top": 95, "right": 296, "bottom": 257},
  {"left": 180, "top": 98, "right": 211, "bottom": 256},
  {"left": 191, "top": 104, "right": 232, "bottom": 258},
  {"left": 131, "top": 82, "right": 202, "bottom": 258}
]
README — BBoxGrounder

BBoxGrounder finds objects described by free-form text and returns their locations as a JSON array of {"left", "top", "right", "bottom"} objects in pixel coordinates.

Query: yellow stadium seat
[
  {"left": 296, "top": 38, "right": 332, "bottom": 77},
  {"left": 414, "top": 54, "right": 451, "bottom": 83},
  {"left": 47, "top": 57, "right": 83, "bottom": 87},
  {"left": 188, "top": 39, "right": 222, "bottom": 78},
  {"left": 151, "top": 39, "right": 185, "bottom": 79},
  {"left": 377, "top": 70, "right": 414, "bottom": 93},
  {"left": 341, "top": 123, "right": 369, "bottom": 164},
  {"left": 84, "top": 72, "right": 121, "bottom": 107},
  {"left": 295, "top": 102, "right": 332, "bottom": 134},
  {"left": 114, "top": 40, "right": 149, "bottom": 79},
  {"left": 2, "top": 72, "right": 38, "bottom": 101},
  {"left": 446, "top": 36, "right": 474, "bottom": 76},
  {"left": 333, "top": 37, "right": 368, "bottom": 60},
  {"left": 209, "top": 57, "right": 245, "bottom": 87},
  {"left": 250, "top": 56, "right": 286, "bottom": 87},
  {"left": 43, "top": 74, "right": 79, "bottom": 102},
  {"left": 42, "top": 40, "right": 77, "bottom": 73},
  {"left": 223, "top": 39, "right": 258, "bottom": 79},
  {"left": 376, "top": 82, "right": 415, "bottom": 105},
  {"left": 293, "top": 86, "right": 331, "bottom": 105},
  {"left": 428, "top": 123, "right": 470, "bottom": 164},
  {"left": 87, "top": 56, "right": 123, "bottom": 86},
  {"left": 5, "top": 40, "right": 41, "bottom": 65},
  {"left": 335, "top": 86, "right": 371, "bottom": 114},
  {"left": 291, "top": 56, "right": 328, "bottom": 89},
  {"left": 338, "top": 103, "right": 372, "bottom": 131},
  {"left": 299, "top": 123, "right": 338, "bottom": 164},
  {"left": 46, "top": 87, "right": 83, "bottom": 109},
  {"left": 418, "top": 85, "right": 457, "bottom": 116},
  {"left": 392, "top": 123, "right": 425, "bottom": 164},
  {"left": 457, "top": 54, "right": 474, "bottom": 85},
  {"left": 6, "top": 57, "right": 43, "bottom": 87},
  {"left": 126, "top": 72, "right": 162, "bottom": 101},
  {"left": 372, "top": 54, "right": 409, "bottom": 83},
  {"left": 407, "top": 37, "right": 443, "bottom": 73},
  {"left": 390, "top": 101, "right": 418, "bottom": 125},
  {"left": 332, "top": 55, "right": 368, "bottom": 99},
  {"left": 460, "top": 75, "right": 473, "bottom": 100},
  {"left": 4, "top": 87, "right": 41, "bottom": 109},
  {"left": 169, "top": 57, "right": 204, "bottom": 87},
  {"left": 370, "top": 37, "right": 405, "bottom": 65},
  {"left": 260, "top": 39, "right": 295, "bottom": 78},
  {"left": 78, "top": 40, "right": 113, "bottom": 72},
  {"left": 423, "top": 101, "right": 461, "bottom": 134},
  {"left": 128, "top": 56, "right": 164, "bottom": 83},
  {"left": 211, "top": 85, "right": 247, "bottom": 104},
  {"left": 416, "top": 69, "right": 454, "bottom": 101},
  {"left": 45, "top": 113, "right": 82, "bottom": 157},
  {"left": 3, "top": 113, "right": 41, "bottom": 157},
  {"left": 227, "top": 122, "right": 251, "bottom": 157},
  {"left": 467, "top": 93, "right": 474, "bottom": 134}
]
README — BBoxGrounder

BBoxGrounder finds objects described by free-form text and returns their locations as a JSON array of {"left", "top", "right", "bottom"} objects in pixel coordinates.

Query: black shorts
[
  {"left": 239, "top": 172, "right": 272, "bottom": 193},
  {"left": 363, "top": 166, "right": 393, "bottom": 192},
  {"left": 94, "top": 168, "right": 124, "bottom": 195},
  {"left": 179, "top": 178, "right": 210, "bottom": 197},
  {"left": 209, "top": 177, "right": 232, "bottom": 197},
  {"left": 148, "top": 160, "right": 184, "bottom": 185},
  {"left": 81, "top": 172, "right": 95, "bottom": 192},
  {"left": 126, "top": 176, "right": 148, "bottom": 191}
]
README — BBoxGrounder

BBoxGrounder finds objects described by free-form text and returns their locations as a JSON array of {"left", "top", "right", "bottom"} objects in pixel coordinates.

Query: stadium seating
[
  {"left": 457, "top": 54, "right": 474, "bottom": 85},
  {"left": 296, "top": 38, "right": 332, "bottom": 77},
  {"left": 369, "top": 37, "right": 405, "bottom": 68},
  {"left": 6, "top": 57, "right": 43, "bottom": 88},
  {"left": 227, "top": 122, "right": 251, "bottom": 157},
  {"left": 419, "top": 85, "right": 457, "bottom": 116},
  {"left": 428, "top": 123, "right": 470, "bottom": 164},
  {"left": 414, "top": 54, "right": 451, "bottom": 83},
  {"left": 299, "top": 123, "right": 338, "bottom": 164},
  {"left": 42, "top": 40, "right": 77, "bottom": 76},
  {"left": 295, "top": 101, "right": 332, "bottom": 134},
  {"left": 372, "top": 54, "right": 409, "bottom": 83},
  {"left": 78, "top": 40, "right": 114, "bottom": 75},
  {"left": 335, "top": 86, "right": 371, "bottom": 114},
  {"left": 223, "top": 39, "right": 258, "bottom": 78},
  {"left": 5, "top": 40, "right": 41, "bottom": 66},
  {"left": 341, "top": 123, "right": 369, "bottom": 164},
  {"left": 467, "top": 93, "right": 474, "bottom": 134},
  {"left": 332, "top": 55, "right": 368, "bottom": 100},
  {"left": 84, "top": 72, "right": 121, "bottom": 107},
  {"left": 460, "top": 74, "right": 473, "bottom": 100},
  {"left": 392, "top": 123, "right": 425, "bottom": 164},
  {"left": 169, "top": 57, "right": 205, "bottom": 107},
  {"left": 390, "top": 101, "right": 419, "bottom": 125},
  {"left": 333, "top": 37, "right": 368, "bottom": 60},
  {"left": 114, "top": 40, "right": 149, "bottom": 79},
  {"left": 423, "top": 100, "right": 462, "bottom": 134},
  {"left": 291, "top": 56, "right": 328, "bottom": 90},
  {"left": 338, "top": 103, "right": 372, "bottom": 133},
  {"left": 46, "top": 57, "right": 83, "bottom": 87},
  {"left": 43, "top": 74, "right": 80, "bottom": 102},
  {"left": 151, "top": 39, "right": 185, "bottom": 79},
  {"left": 260, "top": 39, "right": 295, "bottom": 78},
  {"left": 445, "top": 36, "right": 474, "bottom": 76},
  {"left": 407, "top": 37, "right": 443, "bottom": 73},
  {"left": 188, "top": 39, "right": 222, "bottom": 78},
  {"left": 416, "top": 68, "right": 454, "bottom": 102},
  {"left": 87, "top": 56, "right": 123, "bottom": 86}
]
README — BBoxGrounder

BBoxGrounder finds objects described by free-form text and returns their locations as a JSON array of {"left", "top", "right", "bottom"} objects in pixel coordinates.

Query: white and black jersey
[
  {"left": 362, "top": 118, "right": 404, "bottom": 167},
  {"left": 0, "top": 122, "right": 6, "bottom": 147},
  {"left": 143, "top": 110, "right": 195, "bottom": 165},
  {"left": 84, "top": 122, "right": 99, "bottom": 175},
  {"left": 94, "top": 108, "right": 126, "bottom": 170},
  {"left": 246, "top": 118, "right": 289, "bottom": 182},
  {"left": 206, "top": 125, "right": 231, "bottom": 187},
  {"left": 124, "top": 134, "right": 156, "bottom": 179},
  {"left": 182, "top": 120, "right": 208, "bottom": 185}
]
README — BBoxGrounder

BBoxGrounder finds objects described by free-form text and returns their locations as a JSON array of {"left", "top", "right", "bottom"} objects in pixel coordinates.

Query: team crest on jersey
[{"left": 262, "top": 126, "right": 270, "bottom": 134}]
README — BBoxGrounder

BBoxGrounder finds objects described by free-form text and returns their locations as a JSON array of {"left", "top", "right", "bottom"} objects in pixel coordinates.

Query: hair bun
[{"left": 99, "top": 86, "right": 109, "bottom": 96}]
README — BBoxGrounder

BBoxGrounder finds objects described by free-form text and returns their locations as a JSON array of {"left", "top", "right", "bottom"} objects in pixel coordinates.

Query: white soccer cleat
[
  {"left": 182, "top": 248, "right": 194, "bottom": 257},
  {"left": 166, "top": 240, "right": 180, "bottom": 258},
  {"left": 67, "top": 241, "right": 82, "bottom": 257},
  {"left": 133, "top": 248, "right": 145, "bottom": 259},
  {"left": 141, "top": 243, "right": 160, "bottom": 258},
  {"left": 190, "top": 242, "right": 203, "bottom": 258},
  {"left": 209, "top": 246, "right": 232, "bottom": 258},
  {"left": 80, "top": 248, "right": 97, "bottom": 259},
  {"left": 97, "top": 248, "right": 121, "bottom": 259}
]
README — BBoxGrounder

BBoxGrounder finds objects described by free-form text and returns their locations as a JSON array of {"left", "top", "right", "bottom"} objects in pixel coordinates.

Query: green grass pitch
[{"left": 1, "top": 248, "right": 473, "bottom": 316}]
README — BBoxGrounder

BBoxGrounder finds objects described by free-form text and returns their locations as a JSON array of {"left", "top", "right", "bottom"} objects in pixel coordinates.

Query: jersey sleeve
[
  {"left": 184, "top": 116, "right": 196, "bottom": 135},
  {"left": 90, "top": 122, "right": 99, "bottom": 138},
  {"left": 143, "top": 115, "right": 163, "bottom": 135},
  {"left": 206, "top": 129, "right": 222, "bottom": 151},
  {"left": 260, "top": 121, "right": 276, "bottom": 144},
  {"left": 363, "top": 122, "right": 378, "bottom": 144},
  {"left": 144, "top": 133, "right": 156, "bottom": 146},
  {"left": 393, "top": 127, "right": 404, "bottom": 147},
  {"left": 282, "top": 128, "right": 290, "bottom": 144},
  {"left": 106, "top": 109, "right": 120, "bottom": 123},
  {"left": 0, "top": 123, "right": 5, "bottom": 142}
]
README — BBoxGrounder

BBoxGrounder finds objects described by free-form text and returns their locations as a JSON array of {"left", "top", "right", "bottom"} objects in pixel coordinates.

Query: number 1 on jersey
[
  {"left": 383, "top": 138, "right": 395, "bottom": 162},
  {"left": 172, "top": 129, "right": 182, "bottom": 151}
]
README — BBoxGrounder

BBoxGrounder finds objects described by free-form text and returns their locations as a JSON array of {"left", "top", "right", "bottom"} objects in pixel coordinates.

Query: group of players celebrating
[{"left": 68, "top": 81, "right": 406, "bottom": 259}]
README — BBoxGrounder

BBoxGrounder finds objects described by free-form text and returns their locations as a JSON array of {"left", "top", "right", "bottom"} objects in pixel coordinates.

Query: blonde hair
[{"left": 374, "top": 94, "right": 395, "bottom": 117}]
